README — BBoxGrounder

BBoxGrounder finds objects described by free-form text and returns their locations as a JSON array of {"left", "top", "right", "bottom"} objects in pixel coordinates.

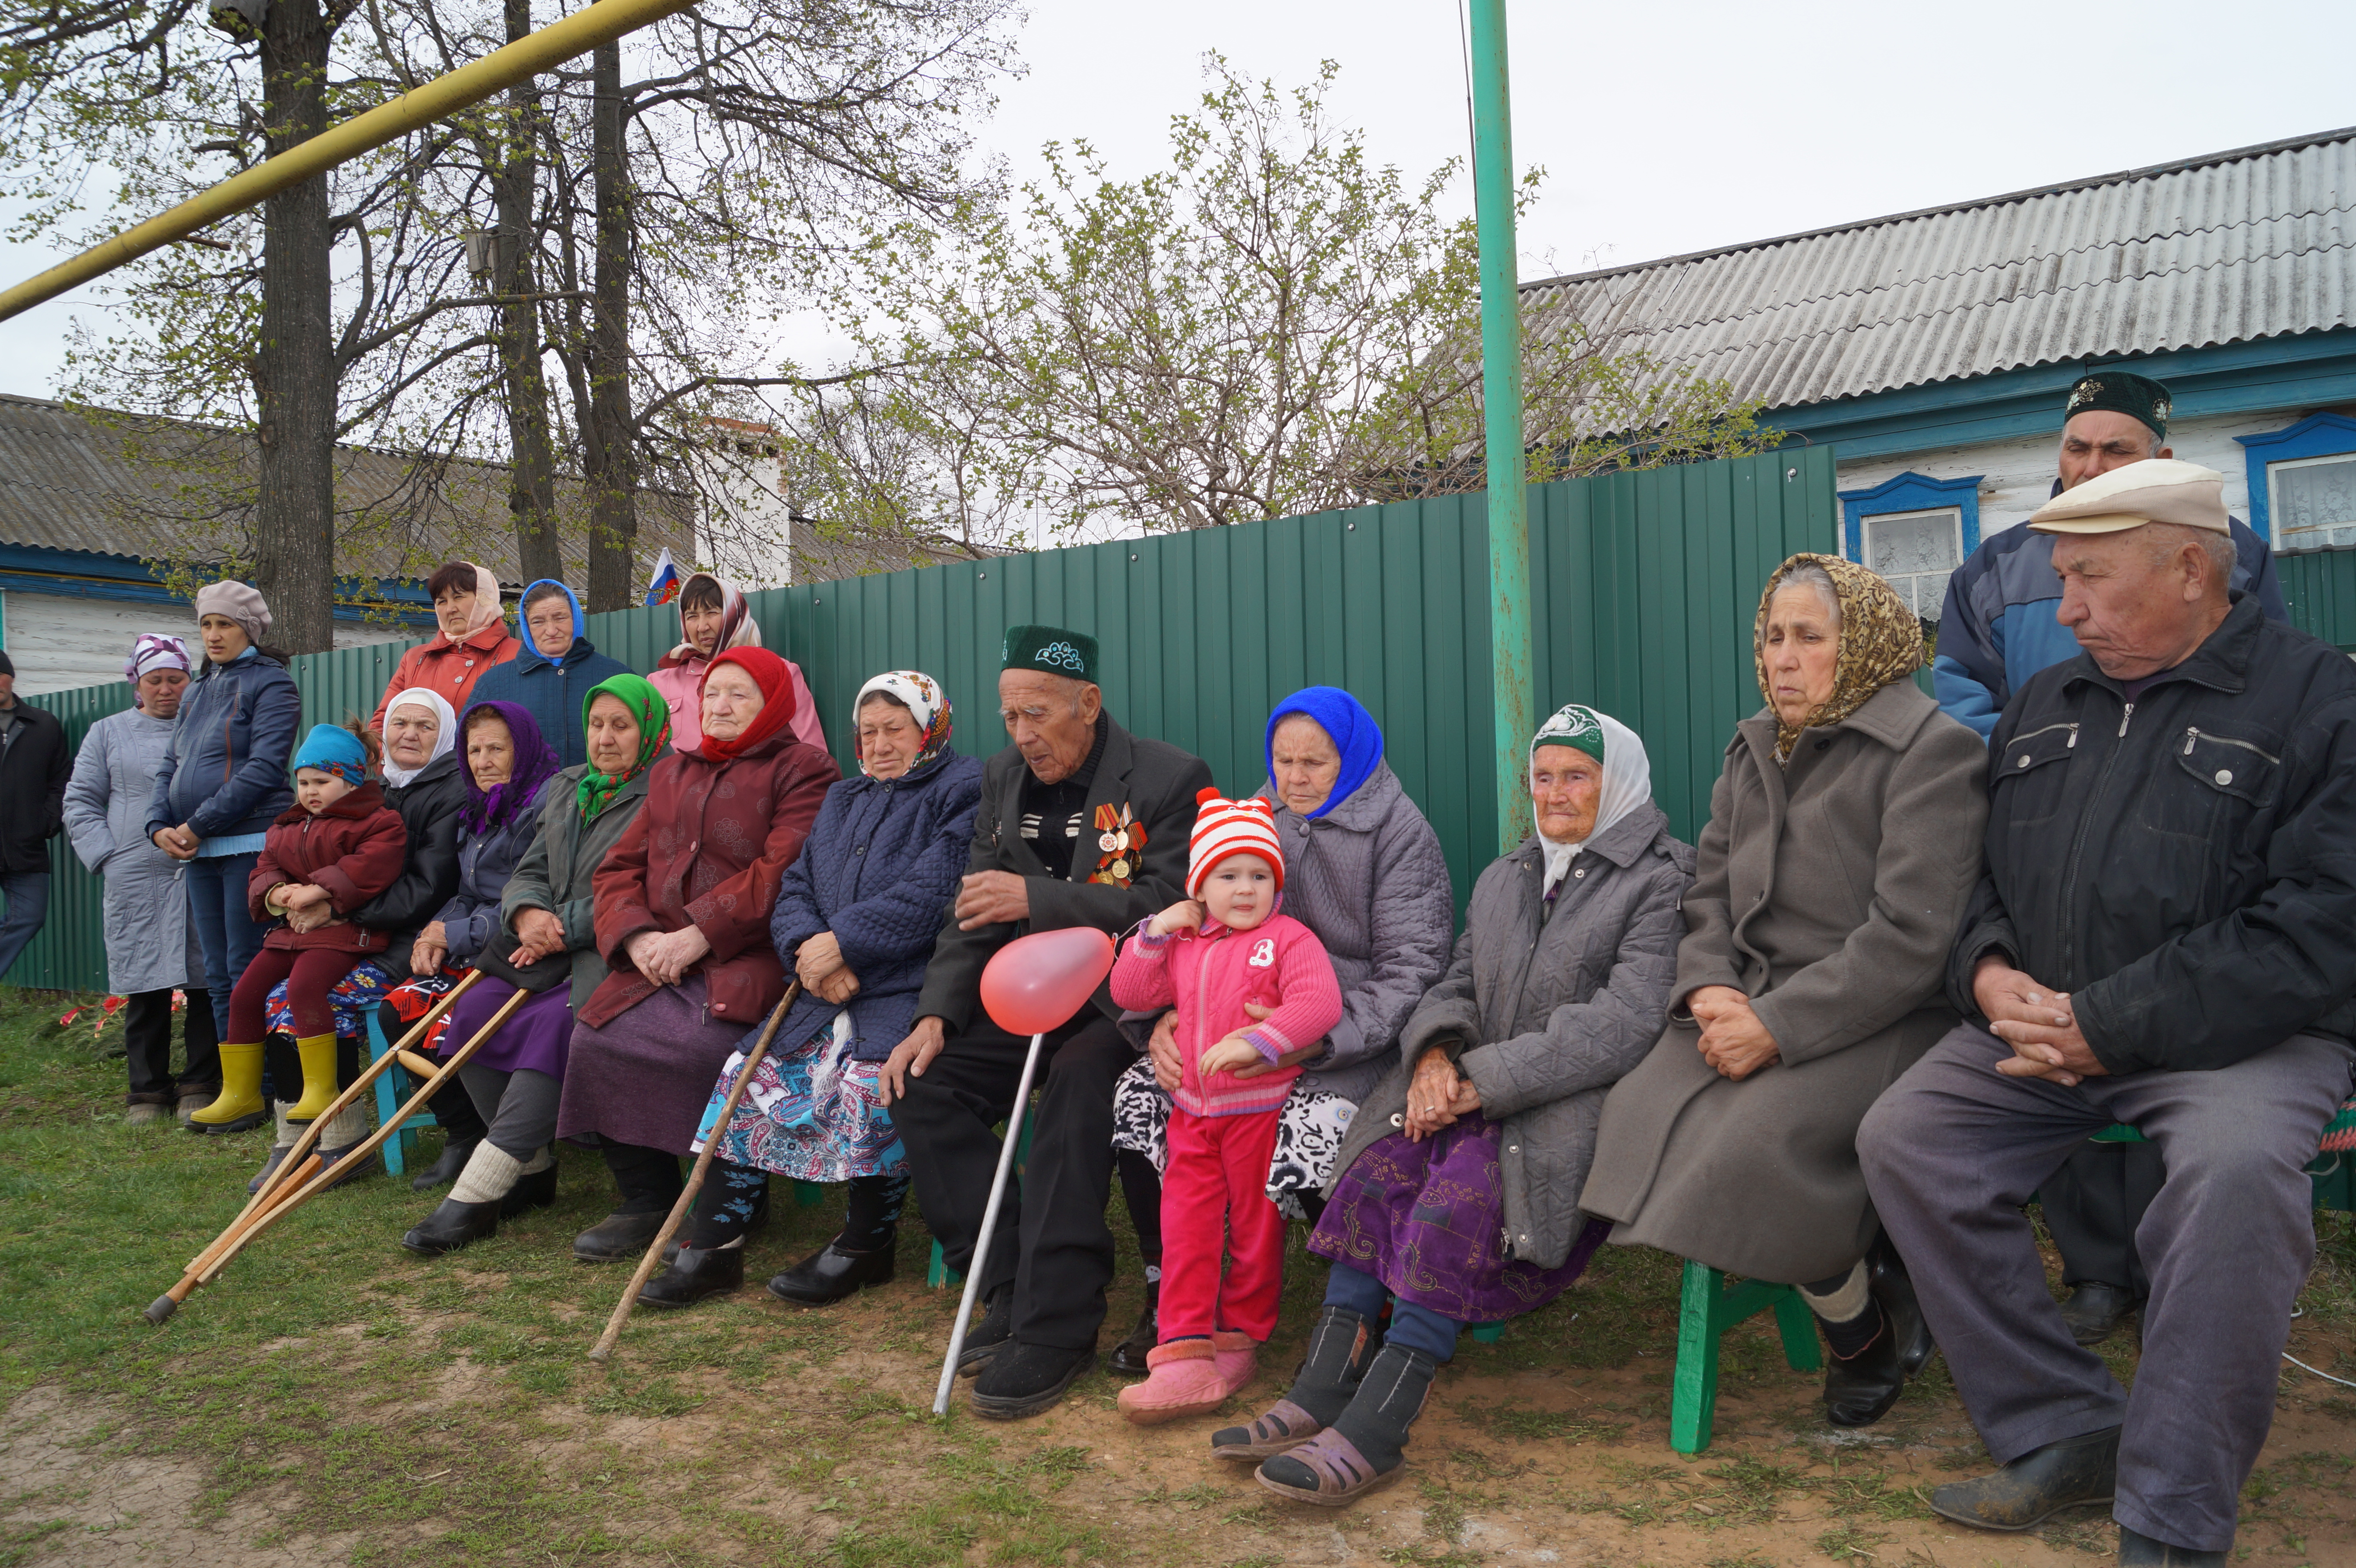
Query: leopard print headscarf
[{"left": 1753, "top": 553, "right": 1923, "bottom": 762}]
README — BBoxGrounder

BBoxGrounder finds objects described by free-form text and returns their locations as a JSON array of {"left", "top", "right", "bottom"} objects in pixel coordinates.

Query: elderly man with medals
[{"left": 882, "top": 625, "right": 1215, "bottom": 1420}]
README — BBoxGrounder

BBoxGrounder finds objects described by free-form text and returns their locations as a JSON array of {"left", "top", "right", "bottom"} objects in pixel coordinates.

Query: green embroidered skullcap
[
  {"left": 1002, "top": 624, "right": 1099, "bottom": 683},
  {"left": 2063, "top": 370, "right": 2172, "bottom": 442},
  {"left": 1531, "top": 702, "right": 1606, "bottom": 765}
]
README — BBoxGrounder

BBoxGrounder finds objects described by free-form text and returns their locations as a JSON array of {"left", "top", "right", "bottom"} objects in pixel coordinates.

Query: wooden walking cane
[
  {"left": 144, "top": 971, "right": 487, "bottom": 1324},
  {"left": 144, "top": 978, "right": 529, "bottom": 1324},
  {"left": 589, "top": 985, "right": 799, "bottom": 1363}
]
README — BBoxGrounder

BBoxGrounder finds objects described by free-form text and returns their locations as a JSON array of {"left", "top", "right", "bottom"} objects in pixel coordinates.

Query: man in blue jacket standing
[{"left": 1930, "top": 370, "right": 2288, "bottom": 1347}]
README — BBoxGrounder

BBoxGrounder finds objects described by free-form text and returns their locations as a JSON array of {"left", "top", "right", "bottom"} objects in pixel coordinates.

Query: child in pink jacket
[{"left": 1108, "top": 789, "right": 1343, "bottom": 1425}]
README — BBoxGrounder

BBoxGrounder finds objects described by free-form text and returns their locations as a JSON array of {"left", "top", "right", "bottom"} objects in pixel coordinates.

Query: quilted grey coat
[
  {"left": 1258, "top": 759, "right": 1456, "bottom": 1103},
  {"left": 1327, "top": 801, "right": 1694, "bottom": 1270}
]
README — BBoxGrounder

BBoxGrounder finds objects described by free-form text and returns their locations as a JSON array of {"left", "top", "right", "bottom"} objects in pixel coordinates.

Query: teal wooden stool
[{"left": 365, "top": 1009, "right": 434, "bottom": 1178}]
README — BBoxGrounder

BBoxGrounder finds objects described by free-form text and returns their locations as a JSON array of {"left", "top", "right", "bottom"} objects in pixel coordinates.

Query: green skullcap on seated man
[{"left": 1002, "top": 625, "right": 1099, "bottom": 683}]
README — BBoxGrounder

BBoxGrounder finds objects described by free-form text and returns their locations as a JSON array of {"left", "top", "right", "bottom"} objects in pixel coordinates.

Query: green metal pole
[{"left": 1469, "top": 0, "right": 1531, "bottom": 850}]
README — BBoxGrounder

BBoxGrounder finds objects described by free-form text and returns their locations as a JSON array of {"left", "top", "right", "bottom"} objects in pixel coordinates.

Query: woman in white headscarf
[{"left": 1223, "top": 702, "right": 1695, "bottom": 1506}]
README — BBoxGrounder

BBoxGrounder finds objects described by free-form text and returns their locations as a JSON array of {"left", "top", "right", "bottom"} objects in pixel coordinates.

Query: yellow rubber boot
[
  {"left": 188, "top": 1042, "right": 267, "bottom": 1130},
  {"left": 284, "top": 1033, "right": 342, "bottom": 1123}
]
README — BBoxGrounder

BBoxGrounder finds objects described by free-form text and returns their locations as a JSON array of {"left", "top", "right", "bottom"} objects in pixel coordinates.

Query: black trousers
[
  {"left": 2040, "top": 1138, "right": 2164, "bottom": 1296},
  {"left": 124, "top": 987, "right": 218, "bottom": 1102},
  {"left": 893, "top": 1013, "right": 1134, "bottom": 1352}
]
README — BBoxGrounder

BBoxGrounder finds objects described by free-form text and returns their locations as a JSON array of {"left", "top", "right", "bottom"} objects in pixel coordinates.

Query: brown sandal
[
  {"left": 1254, "top": 1430, "right": 1402, "bottom": 1506},
  {"left": 1210, "top": 1398, "right": 1323, "bottom": 1461}
]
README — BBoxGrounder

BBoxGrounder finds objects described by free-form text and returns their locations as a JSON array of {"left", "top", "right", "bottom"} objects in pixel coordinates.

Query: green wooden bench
[{"left": 1667, "top": 1112, "right": 2356, "bottom": 1455}]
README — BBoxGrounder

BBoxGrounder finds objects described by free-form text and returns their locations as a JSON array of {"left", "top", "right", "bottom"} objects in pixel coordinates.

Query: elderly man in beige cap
[{"left": 1858, "top": 458, "right": 2356, "bottom": 1568}]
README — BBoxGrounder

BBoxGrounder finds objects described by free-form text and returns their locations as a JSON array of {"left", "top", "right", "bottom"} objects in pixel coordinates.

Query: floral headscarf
[
  {"left": 125, "top": 635, "right": 190, "bottom": 708},
  {"left": 459, "top": 699, "right": 564, "bottom": 834},
  {"left": 854, "top": 670, "right": 952, "bottom": 776},
  {"left": 1754, "top": 553, "right": 1923, "bottom": 762},
  {"left": 577, "top": 673, "right": 671, "bottom": 819}
]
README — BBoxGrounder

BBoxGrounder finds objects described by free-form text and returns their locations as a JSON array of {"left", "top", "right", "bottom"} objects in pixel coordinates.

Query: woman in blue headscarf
[{"left": 1106, "top": 686, "right": 1457, "bottom": 1372}]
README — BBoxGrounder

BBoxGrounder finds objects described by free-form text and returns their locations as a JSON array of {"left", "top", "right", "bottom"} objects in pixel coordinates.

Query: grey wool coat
[
  {"left": 63, "top": 707, "right": 204, "bottom": 995},
  {"left": 1327, "top": 800, "right": 1694, "bottom": 1271},
  {"left": 1580, "top": 682, "right": 1989, "bottom": 1284},
  {"left": 1257, "top": 759, "right": 1456, "bottom": 1104},
  {"left": 500, "top": 763, "right": 654, "bottom": 1012}
]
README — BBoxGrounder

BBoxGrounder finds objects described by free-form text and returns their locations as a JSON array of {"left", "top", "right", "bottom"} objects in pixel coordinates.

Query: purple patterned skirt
[
  {"left": 1308, "top": 1110, "right": 1608, "bottom": 1324},
  {"left": 443, "top": 974, "right": 576, "bottom": 1079}
]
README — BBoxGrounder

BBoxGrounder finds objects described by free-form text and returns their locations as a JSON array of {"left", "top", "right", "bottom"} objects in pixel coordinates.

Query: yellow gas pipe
[{"left": 0, "top": 0, "right": 692, "bottom": 323}]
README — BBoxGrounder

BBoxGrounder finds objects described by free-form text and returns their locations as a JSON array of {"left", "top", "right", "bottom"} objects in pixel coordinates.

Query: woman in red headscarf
[{"left": 555, "top": 646, "right": 840, "bottom": 1261}]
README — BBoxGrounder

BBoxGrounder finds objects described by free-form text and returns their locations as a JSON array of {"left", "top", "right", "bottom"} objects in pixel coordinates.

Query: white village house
[{"left": 1521, "top": 124, "right": 2356, "bottom": 618}]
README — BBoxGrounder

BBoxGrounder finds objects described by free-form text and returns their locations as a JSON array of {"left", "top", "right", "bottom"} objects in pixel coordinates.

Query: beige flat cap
[{"left": 2028, "top": 458, "right": 2228, "bottom": 534}]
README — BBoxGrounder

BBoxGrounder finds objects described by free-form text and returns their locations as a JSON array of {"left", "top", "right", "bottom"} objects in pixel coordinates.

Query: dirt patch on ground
[{"left": 7, "top": 1284, "right": 2349, "bottom": 1568}]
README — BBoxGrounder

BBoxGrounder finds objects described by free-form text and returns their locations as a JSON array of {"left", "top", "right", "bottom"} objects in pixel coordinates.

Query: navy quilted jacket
[{"left": 766, "top": 748, "right": 985, "bottom": 1060}]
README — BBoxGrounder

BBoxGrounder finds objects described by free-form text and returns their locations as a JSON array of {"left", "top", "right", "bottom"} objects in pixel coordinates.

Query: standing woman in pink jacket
[{"left": 646, "top": 573, "right": 825, "bottom": 757}]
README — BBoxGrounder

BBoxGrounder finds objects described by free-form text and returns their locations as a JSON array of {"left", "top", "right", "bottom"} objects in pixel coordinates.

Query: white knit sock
[
  {"left": 272, "top": 1102, "right": 296, "bottom": 1150},
  {"left": 1795, "top": 1261, "right": 1871, "bottom": 1322},
  {"left": 319, "top": 1100, "right": 370, "bottom": 1153},
  {"left": 451, "top": 1142, "right": 525, "bottom": 1204},
  {"left": 519, "top": 1145, "right": 555, "bottom": 1176}
]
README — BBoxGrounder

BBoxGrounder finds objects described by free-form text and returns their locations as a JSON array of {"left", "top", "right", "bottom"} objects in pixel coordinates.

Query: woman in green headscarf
[
  {"left": 402, "top": 675, "right": 671, "bottom": 1255},
  {"left": 1582, "top": 553, "right": 1987, "bottom": 1432}
]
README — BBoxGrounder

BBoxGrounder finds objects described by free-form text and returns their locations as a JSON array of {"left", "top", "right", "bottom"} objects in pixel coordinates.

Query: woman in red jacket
[
  {"left": 556, "top": 647, "right": 839, "bottom": 1261},
  {"left": 234, "top": 722, "right": 408, "bottom": 1186}
]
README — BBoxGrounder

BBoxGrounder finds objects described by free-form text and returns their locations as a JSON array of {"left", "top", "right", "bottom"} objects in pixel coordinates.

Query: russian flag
[{"left": 643, "top": 547, "right": 681, "bottom": 607}]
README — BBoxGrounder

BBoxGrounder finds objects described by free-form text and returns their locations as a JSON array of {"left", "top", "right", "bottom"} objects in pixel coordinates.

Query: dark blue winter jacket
[
  {"left": 146, "top": 646, "right": 301, "bottom": 843},
  {"left": 468, "top": 580, "right": 627, "bottom": 768},
  {"left": 764, "top": 748, "right": 985, "bottom": 1060},
  {"left": 434, "top": 775, "right": 560, "bottom": 964}
]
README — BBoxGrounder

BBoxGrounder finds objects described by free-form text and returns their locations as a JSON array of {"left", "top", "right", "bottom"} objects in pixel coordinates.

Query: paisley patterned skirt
[
  {"left": 1110, "top": 1056, "right": 1355, "bottom": 1220},
  {"left": 1307, "top": 1110, "right": 1608, "bottom": 1324},
  {"left": 690, "top": 1015, "right": 906, "bottom": 1184}
]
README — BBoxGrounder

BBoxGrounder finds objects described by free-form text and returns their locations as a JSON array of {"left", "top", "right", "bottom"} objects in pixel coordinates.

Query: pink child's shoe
[
  {"left": 1116, "top": 1339, "right": 1230, "bottom": 1426},
  {"left": 1212, "top": 1329, "right": 1260, "bottom": 1391}
]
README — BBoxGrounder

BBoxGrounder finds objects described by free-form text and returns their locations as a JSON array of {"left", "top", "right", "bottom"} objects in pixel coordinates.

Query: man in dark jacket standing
[
  {"left": 1932, "top": 370, "right": 2290, "bottom": 1344},
  {"left": 882, "top": 625, "right": 1213, "bottom": 1420},
  {"left": 1860, "top": 459, "right": 2356, "bottom": 1568},
  {"left": 0, "top": 652, "right": 70, "bottom": 980}
]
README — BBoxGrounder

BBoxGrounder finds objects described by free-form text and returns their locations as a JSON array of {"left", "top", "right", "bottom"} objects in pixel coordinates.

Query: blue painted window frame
[
  {"left": 1837, "top": 471, "right": 1982, "bottom": 563},
  {"left": 2235, "top": 412, "right": 2356, "bottom": 544}
]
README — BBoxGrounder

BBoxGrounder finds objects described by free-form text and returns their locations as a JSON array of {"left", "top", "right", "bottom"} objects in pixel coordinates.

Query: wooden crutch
[
  {"left": 144, "top": 978, "right": 528, "bottom": 1324},
  {"left": 588, "top": 986, "right": 799, "bottom": 1362},
  {"left": 144, "top": 970, "right": 487, "bottom": 1322}
]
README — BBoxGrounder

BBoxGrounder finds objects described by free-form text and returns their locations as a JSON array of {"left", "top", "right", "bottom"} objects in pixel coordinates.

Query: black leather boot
[
  {"left": 411, "top": 1137, "right": 480, "bottom": 1193},
  {"left": 637, "top": 1246, "right": 745, "bottom": 1309},
  {"left": 500, "top": 1162, "right": 559, "bottom": 1218},
  {"left": 2058, "top": 1282, "right": 2140, "bottom": 1346},
  {"left": 1868, "top": 1238, "right": 1935, "bottom": 1377},
  {"left": 969, "top": 1340, "right": 1096, "bottom": 1420},
  {"left": 572, "top": 1210, "right": 670, "bottom": 1262},
  {"left": 1108, "top": 1282, "right": 1159, "bottom": 1376},
  {"left": 1821, "top": 1309, "right": 1907, "bottom": 1428},
  {"left": 403, "top": 1198, "right": 500, "bottom": 1256},
  {"left": 1929, "top": 1425, "right": 2121, "bottom": 1531},
  {"left": 766, "top": 1236, "right": 895, "bottom": 1306}
]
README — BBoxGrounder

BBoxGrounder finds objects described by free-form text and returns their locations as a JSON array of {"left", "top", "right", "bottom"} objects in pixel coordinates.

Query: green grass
[{"left": 5, "top": 984, "right": 2353, "bottom": 1567}]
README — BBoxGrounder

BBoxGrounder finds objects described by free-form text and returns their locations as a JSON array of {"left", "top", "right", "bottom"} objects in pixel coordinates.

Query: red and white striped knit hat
[{"left": 1187, "top": 787, "right": 1285, "bottom": 898}]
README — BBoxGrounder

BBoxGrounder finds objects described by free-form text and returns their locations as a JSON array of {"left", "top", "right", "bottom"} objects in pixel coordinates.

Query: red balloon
[{"left": 979, "top": 926, "right": 1118, "bottom": 1036}]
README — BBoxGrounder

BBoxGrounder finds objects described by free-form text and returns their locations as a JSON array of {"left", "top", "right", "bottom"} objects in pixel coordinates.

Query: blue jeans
[
  {"left": 1324, "top": 1261, "right": 1460, "bottom": 1363},
  {"left": 184, "top": 854, "right": 265, "bottom": 1040},
  {"left": 0, "top": 870, "right": 49, "bottom": 981}
]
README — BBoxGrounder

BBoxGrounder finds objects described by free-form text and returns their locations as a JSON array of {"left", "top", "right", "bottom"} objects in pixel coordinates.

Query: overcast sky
[{"left": 3, "top": 0, "right": 2352, "bottom": 404}]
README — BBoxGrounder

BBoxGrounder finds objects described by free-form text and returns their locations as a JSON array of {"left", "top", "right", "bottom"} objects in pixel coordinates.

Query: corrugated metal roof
[
  {"left": 0, "top": 393, "right": 695, "bottom": 585},
  {"left": 1520, "top": 126, "right": 2356, "bottom": 412}
]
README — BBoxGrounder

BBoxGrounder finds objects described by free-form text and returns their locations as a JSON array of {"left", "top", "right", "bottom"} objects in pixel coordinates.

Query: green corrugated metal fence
[
  {"left": 2277, "top": 549, "right": 2356, "bottom": 652},
  {"left": 13, "top": 448, "right": 1840, "bottom": 994}
]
